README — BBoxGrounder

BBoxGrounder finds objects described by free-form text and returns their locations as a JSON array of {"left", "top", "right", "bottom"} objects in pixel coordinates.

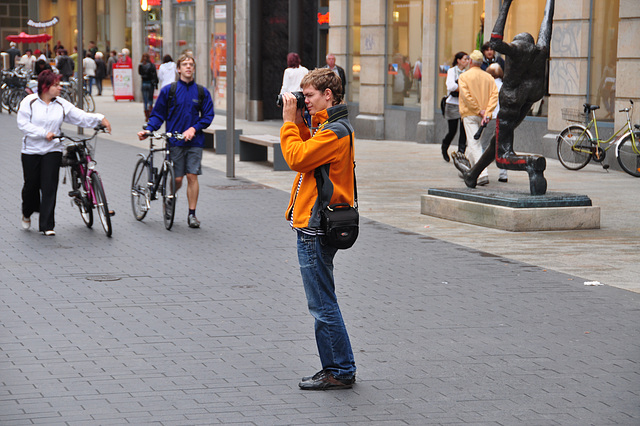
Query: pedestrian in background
[
  {"left": 107, "top": 50, "right": 117, "bottom": 88},
  {"left": 280, "top": 52, "right": 308, "bottom": 94},
  {"left": 19, "top": 49, "right": 36, "bottom": 73},
  {"left": 480, "top": 42, "right": 505, "bottom": 71},
  {"left": 157, "top": 54, "right": 177, "bottom": 89},
  {"left": 441, "top": 51, "right": 469, "bottom": 162},
  {"left": 324, "top": 53, "right": 346, "bottom": 96},
  {"left": 280, "top": 68, "right": 357, "bottom": 391},
  {"left": 56, "top": 49, "right": 74, "bottom": 82},
  {"left": 458, "top": 49, "right": 499, "bottom": 186},
  {"left": 17, "top": 70, "right": 111, "bottom": 236},
  {"left": 138, "top": 52, "right": 158, "bottom": 121},
  {"left": 7, "top": 42, "right": 21, "bottom": 69},
  {"left": 138, "top": 53, "right": 214, "bottom": 228},
  {"left": 94, "top": 52, "right": 107, "bottom": 96},
  {"left": 83, "top": 52, "right": 97, "bottom": 96},
  {"left": 486, "top": 63, "right": 508, "bottom": 183}
]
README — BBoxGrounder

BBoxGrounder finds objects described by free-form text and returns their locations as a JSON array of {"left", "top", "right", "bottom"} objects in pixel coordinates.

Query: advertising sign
[{"left": 113, "top": 63, "right": 134, "bottom": 101}]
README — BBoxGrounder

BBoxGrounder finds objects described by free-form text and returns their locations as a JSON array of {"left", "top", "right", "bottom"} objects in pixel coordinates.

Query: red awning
[{"left": 6, "top": 32, "right": 52, "bottom": 44}]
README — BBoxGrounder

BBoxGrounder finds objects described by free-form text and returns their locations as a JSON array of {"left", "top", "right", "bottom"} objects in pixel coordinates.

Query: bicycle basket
[{"left": 561, "top": 108, "right": 585, "bottom": 123}]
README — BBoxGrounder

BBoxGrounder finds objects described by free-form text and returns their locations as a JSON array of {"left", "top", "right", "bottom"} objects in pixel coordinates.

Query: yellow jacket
[
  {"left": 458, "top": 66, "right": 499, "bottom": 119},
  {"left": 280, "top": 104, "right": 355, "bottom": 229}
]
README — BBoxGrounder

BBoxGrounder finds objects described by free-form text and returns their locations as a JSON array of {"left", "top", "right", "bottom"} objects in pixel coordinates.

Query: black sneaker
[{"left": 298, "top": 370, "right": 355, "bottom": 390}]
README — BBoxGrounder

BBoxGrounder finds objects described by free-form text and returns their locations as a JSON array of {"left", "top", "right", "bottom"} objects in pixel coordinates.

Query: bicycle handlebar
[
  {"left": 55, "top": 124, "right": 107, "bottom": 143},
  {"left": 143, "top": 131, "right": 185, "bottom": 140}
]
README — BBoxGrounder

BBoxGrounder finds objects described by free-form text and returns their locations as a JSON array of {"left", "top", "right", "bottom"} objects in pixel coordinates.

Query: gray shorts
[{"left": 170, "top": 146, "right": 203, "bottom": 177}]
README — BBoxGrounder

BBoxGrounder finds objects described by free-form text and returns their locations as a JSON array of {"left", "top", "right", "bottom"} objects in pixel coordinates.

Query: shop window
[
  {"left": 143, "top": 2, "right": 163, "bottom": 64},
  {"left": 387, "top": 0, "right": 422, "bottom": 108},
  {"left": 174, "top": 3, "right": 195, "bottom": 57},
  {"left": 208, "top": 2, "right": 228, "bottom": 112},
  {"left": 588, "top": 0, "right": 619, "bottom": 121}
]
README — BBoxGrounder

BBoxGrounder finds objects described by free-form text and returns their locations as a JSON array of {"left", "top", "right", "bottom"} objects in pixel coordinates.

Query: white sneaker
[
  {"left": 21, "top": 215, "right": 31, "bottom": 230},
  {"left": 44, "top": 230, "right": 55, "bottom": 236}
]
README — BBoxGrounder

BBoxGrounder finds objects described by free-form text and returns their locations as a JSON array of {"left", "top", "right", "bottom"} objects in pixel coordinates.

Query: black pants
[
  {"left": 441, "top": 118, "right": 466, "bottom": 153},
  {"left": 96, "top": 78, "right": 103, "bottom": 95},
  {"left": 22, "top": 152, "right": 62, "bottom": 232}
]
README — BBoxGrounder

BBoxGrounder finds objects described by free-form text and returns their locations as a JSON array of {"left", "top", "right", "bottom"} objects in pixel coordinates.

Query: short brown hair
[
  {"left": 177, "top": 53, "right": 195, "bottom": 69},
  {"left": 300, "top": 68, "right": 343, "bottom": 106}
]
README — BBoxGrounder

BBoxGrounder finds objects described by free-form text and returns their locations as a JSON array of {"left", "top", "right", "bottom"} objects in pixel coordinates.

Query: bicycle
[
  {"left": 57, "top": 125, "right": 114, "bottom": 237},
  {"left": 130, "top": 131, "right": 183, "bottom": 230},
  {"left": 557, "top": 100, "right": 640, "bottom": 177}
]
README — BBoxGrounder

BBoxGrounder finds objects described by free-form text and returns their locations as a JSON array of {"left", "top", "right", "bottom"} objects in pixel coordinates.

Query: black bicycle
[
  {"left": 58, "top": 125, "right": 113, "bottom": 237},
  {"left": 130, "top": 131, "right": 183, "bottom": 230}
]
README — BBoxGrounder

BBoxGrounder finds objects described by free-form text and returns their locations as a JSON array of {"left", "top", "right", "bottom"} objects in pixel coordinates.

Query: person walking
[
  {"left": 138, "top": 53, "right": 158, "bottom": 121},
  {"left": 94, "top": 52, "right": 107, "bottom": 96},
  {"left": 56, "top": 49, "right": 74, "bottom": 82},
  {"left": 157, "top": 55, "right": 177, "bottom": 89},
  {"left": 137, "top": 53, "right": 214, "bottom": 228},
  {"left": 441, "top": 51, "right": 469, "bottom": 162},
  {"left": 280, "top": 68, "right": 357, "bottom": 390},
  {"left": 7, "top": 42, "right": 21, "bottom": 69},
  {"left": 107, "top": 50, "right": 118, "bottom": 88},
  {"left": 83, "top": 53, "right": 97, "bottom": 96},
  {"left": 457, "top": 50, "right": 498, "bottom": 185},
  {"left": 279, "top": 52, "right": 309, "bottom": 94},
  {"left": 17, "top": 70, "right": 111, "bottom": 236},
  {"left": 324, "top": 53, "right": 346, "bottom": 96}
]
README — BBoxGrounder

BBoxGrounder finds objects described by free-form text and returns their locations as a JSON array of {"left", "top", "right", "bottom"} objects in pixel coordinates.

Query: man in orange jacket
[{"left": 280, "top": 68, "right": 356, "bottom": 391}]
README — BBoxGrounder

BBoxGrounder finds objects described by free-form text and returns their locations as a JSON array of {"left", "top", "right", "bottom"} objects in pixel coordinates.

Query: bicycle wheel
[
  {"left": 90, "top": 172, "right": 113, "bottom": 237},
  {"left": 131, "top": 158, "right": 150, "bottom": 221},
  {"left": 72, "top": 168, "right": 93, "bottom": 228},
  {"left": 83, "top": 93, "right": 95, "bottom": 113},
  {"left": 162, "top": 162, "right": 176, "bottom": 230},
  {"left": 557, "top": 125, "right": 593, "bottom": 170},
  {"left": 9, "top": 89, "right": 27, "bottom": 113},
  {"left": 616, "top": 134, "right": 640, "bottom": 177}
]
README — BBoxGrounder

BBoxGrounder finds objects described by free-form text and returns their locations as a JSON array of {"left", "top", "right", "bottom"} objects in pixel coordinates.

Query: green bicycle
[{"left": 557, "top": 100, "right": 640, "bottom": 177}]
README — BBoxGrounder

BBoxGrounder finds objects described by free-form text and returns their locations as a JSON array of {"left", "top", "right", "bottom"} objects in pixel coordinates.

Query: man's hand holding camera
[{"left": 281, "top": 92, "right": 305, "bottom": 125}]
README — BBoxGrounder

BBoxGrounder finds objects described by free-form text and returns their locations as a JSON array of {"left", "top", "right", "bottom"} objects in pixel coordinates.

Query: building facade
[{"left": 5, "top": 0, "right": 638, "bottom": 152}]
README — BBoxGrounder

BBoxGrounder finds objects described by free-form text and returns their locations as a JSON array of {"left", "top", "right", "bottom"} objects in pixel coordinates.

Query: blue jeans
[
  {"left": 141, "top": 81, "right": 154, "bottom": 110},
  {"left": 296, "top": 230, "right": 356, "bottom": 379}
]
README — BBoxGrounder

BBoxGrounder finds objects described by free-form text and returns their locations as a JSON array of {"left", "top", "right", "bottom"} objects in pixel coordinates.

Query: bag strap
[{"left": 314, "top": 122, "right": 357, "bottom": 209}]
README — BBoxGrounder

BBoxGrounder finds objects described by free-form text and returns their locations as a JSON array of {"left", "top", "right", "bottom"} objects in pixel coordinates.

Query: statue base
[{"left": 421, "top": 188, "right": 600, "bottom": 232}]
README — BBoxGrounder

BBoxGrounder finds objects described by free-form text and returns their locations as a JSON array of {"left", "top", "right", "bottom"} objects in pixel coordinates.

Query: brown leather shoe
[{"left": 299, "top": 370, "right": 355, "bottom": 390}]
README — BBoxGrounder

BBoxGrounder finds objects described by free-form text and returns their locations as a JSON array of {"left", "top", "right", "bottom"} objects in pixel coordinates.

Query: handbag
[
  {"left": 315, "top": 128, "right": 359, "bottom": 250},
  {"left": 440, "top": 96, "right": 447, "bottom": 115}
]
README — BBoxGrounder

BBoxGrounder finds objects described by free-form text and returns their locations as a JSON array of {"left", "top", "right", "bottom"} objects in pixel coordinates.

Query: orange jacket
[{"left": 280, "top": 104, "right": 355, "bottom": 229}]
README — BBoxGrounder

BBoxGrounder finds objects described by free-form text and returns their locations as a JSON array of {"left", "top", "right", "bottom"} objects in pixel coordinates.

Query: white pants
[{"left": 462, "top": 116, "right": 489, "bottom": 179}]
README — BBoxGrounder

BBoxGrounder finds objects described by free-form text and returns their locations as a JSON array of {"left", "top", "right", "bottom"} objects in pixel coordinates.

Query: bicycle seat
[{"left": 583, "top": 103, "right": 600, "bottom": 113}]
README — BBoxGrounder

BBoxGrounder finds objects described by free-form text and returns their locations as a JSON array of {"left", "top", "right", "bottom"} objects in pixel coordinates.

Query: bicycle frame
[
  {"left": 574, "top": 104, "right": 635, "bottom": 156},
  {"left": 136, "top": 138, "right": 173, "bottom": 200},
  {"left": 69, "top": 142, "right": 99, "bottom": 206}
]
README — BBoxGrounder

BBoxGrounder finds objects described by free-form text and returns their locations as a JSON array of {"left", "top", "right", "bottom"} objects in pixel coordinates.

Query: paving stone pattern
[{"left": 1, "top": 114, "right": 639, "bottom": 425}]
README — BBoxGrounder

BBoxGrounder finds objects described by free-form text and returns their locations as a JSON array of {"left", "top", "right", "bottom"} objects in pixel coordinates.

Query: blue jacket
[{"left": 146, "top": 79, "right": 214, "bottom": 147}]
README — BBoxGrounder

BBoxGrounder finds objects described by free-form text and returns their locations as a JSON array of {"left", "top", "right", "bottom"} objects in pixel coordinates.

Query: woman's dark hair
[
  {"left": 162, "top": 54, "right": 173, "bottom": 63},
  {"left": 38, "top": 70, "right": 62, "bottom": 95},
  {"left": 287, "top": 52, "right": 301, "bottom": 68},
  {"left": 141, "top": 53, "right": 150, "bottom": 64},
  {"left": 452, "top": 51, "right": 468, "bottom": 67}
]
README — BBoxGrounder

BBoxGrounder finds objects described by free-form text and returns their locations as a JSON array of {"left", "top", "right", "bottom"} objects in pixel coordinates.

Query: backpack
[{"left": 166, "top": 81, "right": 206, "bottom": 122}]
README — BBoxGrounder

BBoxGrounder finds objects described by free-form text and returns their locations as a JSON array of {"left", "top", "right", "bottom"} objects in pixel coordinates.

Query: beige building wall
[
  {"left": 615, "top": 0, "right": 640, "bottom": 131},
  {"left": 353, "top": 0, "right": 385, "bottom": 140}
]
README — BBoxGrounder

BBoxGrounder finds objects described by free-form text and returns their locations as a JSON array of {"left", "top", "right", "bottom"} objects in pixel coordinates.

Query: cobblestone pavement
[{"left": 1, "top": 104, "right": 639, "bottom": 425}]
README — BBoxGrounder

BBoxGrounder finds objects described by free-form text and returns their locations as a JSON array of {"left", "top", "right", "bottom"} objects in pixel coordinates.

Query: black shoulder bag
[{"left": 315, "top": 129, "right": 359, "bottom": 250}]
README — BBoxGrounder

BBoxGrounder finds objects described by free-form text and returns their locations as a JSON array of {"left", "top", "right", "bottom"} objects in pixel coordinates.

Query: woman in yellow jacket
[{"left": 280, "top": 68, "right": 356, "bottom": 391}]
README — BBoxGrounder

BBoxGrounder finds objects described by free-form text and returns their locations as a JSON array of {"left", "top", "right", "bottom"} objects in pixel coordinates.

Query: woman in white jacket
[{"left": 17, "top": 70, "right": 111, "bottom": 236}]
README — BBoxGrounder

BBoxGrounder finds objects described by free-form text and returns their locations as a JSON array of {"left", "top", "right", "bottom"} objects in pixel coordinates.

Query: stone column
[
  {"left": 236, "top": 0, "right": 248, "bottom": 119},
  {"left": 483, "top": 0, "right": 500, "bottom": 45},
  {"left": 416, "top": 0, "right": 437, "bottom": 143},
  {"left": 195, "top": 0, "right": 207, "bottom": 85},
  {"left": 131, "top": 0, "right": 143, "bottom": 101},
  {"left": 328, "top": 0, "right": 348, "bottom": 85},
  {"left": 547, "top": 0, "right": 590, "bottom": 131},
  {"left": 83, "top": 0, "right": 97, "bottom": 46},
  {"left": 615, "top": 0, "right": 640, "bottom": 130},
  {"left": 354, "top": 0, "right": 385, "bottom": 140},
  {"left": 109, "top": 0, "right": 126, "bottom": 52},
  {"left": 162, "top": 0, "right": 173, "bottom": 58}
]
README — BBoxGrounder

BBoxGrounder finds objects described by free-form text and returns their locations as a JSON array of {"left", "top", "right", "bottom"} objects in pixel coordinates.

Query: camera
[{"left": 276, "top": 91, "right": 306, "bottom": 110}]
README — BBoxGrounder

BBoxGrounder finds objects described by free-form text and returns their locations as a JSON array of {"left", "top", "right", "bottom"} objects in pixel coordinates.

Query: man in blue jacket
[{"left": 138, "top": 53, "right": 214, "bottom": 228}]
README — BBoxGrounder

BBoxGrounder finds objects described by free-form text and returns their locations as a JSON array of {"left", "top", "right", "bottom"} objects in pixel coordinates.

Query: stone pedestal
[{"left": 421, "top": 188, "right": 600, "bottom": 232}]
